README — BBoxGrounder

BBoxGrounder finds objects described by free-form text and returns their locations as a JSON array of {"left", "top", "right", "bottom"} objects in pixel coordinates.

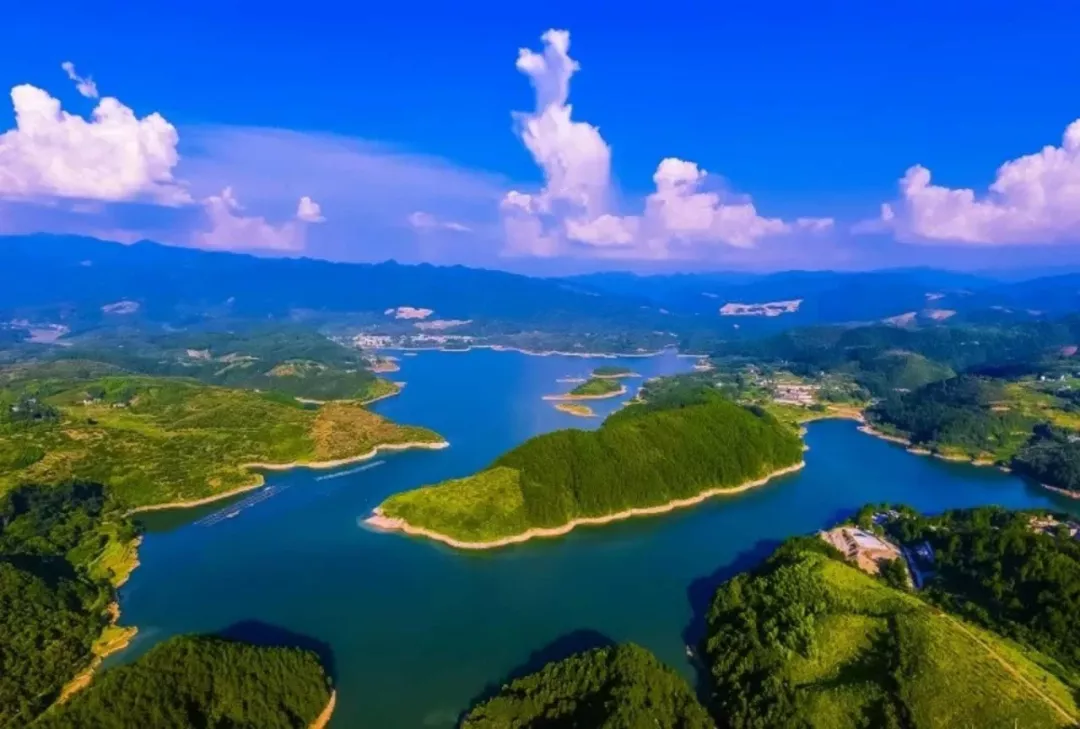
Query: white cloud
[
  {"left": 61, "top": 61, "right": 99, "bottom": 99},
  {"left": 407, "top": 210, "right": 472, "bottom": 232},
  {"left": 878, "top": 119, "right": 1080, "bottom": 245},
  {"left": 0, "top": 83, "right": 188, "bottom": 204},
  {"left": 193, "top": 187, "right": 319, "bottom": 252},
  {"left": 501, "top": 30, "right": 831, "bottom": 259},
  {"left": 296, "top": 195, "right": 325, "bottom": 223}
]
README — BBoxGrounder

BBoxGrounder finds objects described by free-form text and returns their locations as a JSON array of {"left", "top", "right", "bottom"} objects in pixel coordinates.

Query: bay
[{"left": 118, "top": 349, "right": 1080, "bottom": 728}]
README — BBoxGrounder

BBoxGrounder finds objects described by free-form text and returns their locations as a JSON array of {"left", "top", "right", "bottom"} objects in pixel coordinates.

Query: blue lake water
[{"left": 118, "top": 349, "right": 1080, "bottom": 728}]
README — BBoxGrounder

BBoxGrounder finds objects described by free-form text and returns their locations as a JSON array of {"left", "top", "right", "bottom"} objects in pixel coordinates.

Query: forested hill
[
  {"left": 35, "top": 635, "right": 332, "bottom": 729},
  {"left": 704, "top": 535, "right": 1080, "bottom": 728},
  {"left": 461, "top": 644, "right": 713, "bottom": 728},
  {"left": 377, "top": 391, "right": 803, "bottom": 544}
]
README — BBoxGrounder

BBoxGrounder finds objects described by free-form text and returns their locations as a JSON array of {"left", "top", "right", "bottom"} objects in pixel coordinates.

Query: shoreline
[
  {"left": 127, "top": 439, "right": 448, "bottom": 515},
  {"left": 359, "top": 381, "right": 405, "bottom": 406},
  {"left": 365, "top": 461, "right": 805, "bottom": 550},
  {"left": 383, "top": 344, "right": 673, "bottom": 359},
  {"left": 309, "top": 690, "right": 337, "bottom": 729},
  {"left": 58, "top": 601, "right": 136, "bottom": 704},
  {"left": 590, "top": 372, "right": 640, "bottom": 379},
  {"left": 542, "top": 384, "right": 628, "bottom": 402},
  {"left": 856, "top": 420, "right": 1080, "bottom": 500}
]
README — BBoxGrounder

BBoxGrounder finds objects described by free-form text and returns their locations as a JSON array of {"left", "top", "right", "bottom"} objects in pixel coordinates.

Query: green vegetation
[
  {"left": 703, "top": 537, "right": 1078, "bottom": 728},
  {"left": 1013, "top": 424, "right": 1080, "bottom": 493},
  {"left": 36, "top": 635, "right": 332, "bottom": 729},
  {"left": 867, "top": 375, "right": 1035, "bottom": 461},
  {"left": 591, "top": 365, "right": 633, "bottom": 377},
  {"left": 461, "top": 644, "right": 713, "bottom": 728},
  {"left": 55, "top": 326, "right": 393, "bottom": 402},
  {"left": 567, "top": 377, "right": 622, "bottom": 398},
  {"left": 0, "top": 364, "right": 441, "bottom": 508},
  {"left": 380, "top": 390, "right": 802, "bottom": 542},
  {"left": 882, "top": 506, "right": 1080, "bottom": 674},
  {"left": 0, "top": 483, "right": 136, "bottom": 726}
]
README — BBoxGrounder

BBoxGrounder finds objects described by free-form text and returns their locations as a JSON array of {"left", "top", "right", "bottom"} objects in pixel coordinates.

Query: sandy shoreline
[
  {"left": 591, "top": 372, "right": 640, "bottom": 379},
  {"left": 542, "top": 384, "right": 628, "bottom": 402},
  {"left": 359, "top": 381, "right": 405, "bottom": 405},
  {"left": 127, "top": 439, "right": 448, "bottom": 514},
  {"left": 554, "top": 403, "right": 596, "bottom": 418},
  {"left": 365, "top": 461, "right": 805, "bottom": 550},
  {"left": 309, "top": 691, "right": 337, "bottom": 729}
]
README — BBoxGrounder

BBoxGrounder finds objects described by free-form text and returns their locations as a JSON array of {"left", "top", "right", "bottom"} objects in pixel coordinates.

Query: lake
[{"left": 118, "top": 349, "right": 1080, "bottom": 728}]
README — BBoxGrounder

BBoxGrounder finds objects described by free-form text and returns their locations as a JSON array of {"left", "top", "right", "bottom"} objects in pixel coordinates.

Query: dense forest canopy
[
  {"left": 866, "top": 375, "right": 1035, "bottom": 459},
  {"left": 1013, "top": 424, "right": 1080, "bottom": 494},
  {"left": 0, "top": 483, "right": 133, "bottom": 726},
  {"left": 36, "top": 635, "right": 332, "bottom": 729},
  {"left": 461, "top": 644, "right": 713, "bottom": 729},
  {"left": 881, "top": 506, "right": 1080, "bottom": 673},
  {"left": 380, "top": 389, "right": 803, "bottom": 542}
]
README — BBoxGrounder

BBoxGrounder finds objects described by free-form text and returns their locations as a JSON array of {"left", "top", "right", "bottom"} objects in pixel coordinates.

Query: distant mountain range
[{"left": 2, "top": 234, "right": 1077, "bottom": 335}]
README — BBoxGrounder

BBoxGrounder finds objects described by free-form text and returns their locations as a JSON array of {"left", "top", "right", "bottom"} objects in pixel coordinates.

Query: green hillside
[
  {"left": 379, "top": 392, "right": 802, "bottom": 543},
  {"left": 703, "top": 539, "right": 1078, "bottom": 728},
  {"left": 567, "top": 377, "right": 622, "bottom": 397},
  {"left": 461, "top": 644, "right": 713, "bottom": 728},
  {"left": 53, "top": 327, "right": 394, "bottom": 402},
  {"left": 0, "top": 363, "right": 442, "bottom": 508},
  {"left": 0, "top": 483, "right": 137, "bottom": 726},
  {"left": 34, "top": 635, "right": 331, "bottom": 729}
]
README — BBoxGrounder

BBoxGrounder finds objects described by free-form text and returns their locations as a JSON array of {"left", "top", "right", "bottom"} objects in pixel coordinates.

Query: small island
[
  {"left": 368, "top": 388, "right": 803, "bottom": 548},
  {"left": 544, "top": 377, "right": 626, "bottom": 401},
  {"left": 590, "top": 364, "right": 638, "bottom": 378},
  {"left": 554, "top": 402, "right": 595, "bottom": 417}
]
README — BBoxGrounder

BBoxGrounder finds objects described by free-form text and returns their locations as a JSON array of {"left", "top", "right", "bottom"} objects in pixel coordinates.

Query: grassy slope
[
  {"left": 707, "top": 548, "right": 1078, "bottom": 728},
  {"left": 380, "top": 397, "right": 802, "bottom": 542},
  {"left": 0, "top": 371, "right": 441, "bottom": 508}
]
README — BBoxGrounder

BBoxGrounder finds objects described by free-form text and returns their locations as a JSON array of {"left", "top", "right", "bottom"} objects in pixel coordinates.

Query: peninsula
[
  {"left": 554, "top": 402, "right": 595, "bottom": 417},
  {"left": 0, "top": 364, "right": 444, "bottom": 510},
  {"left": 368, "top": 389, "right": 803, "bottom": 548}
]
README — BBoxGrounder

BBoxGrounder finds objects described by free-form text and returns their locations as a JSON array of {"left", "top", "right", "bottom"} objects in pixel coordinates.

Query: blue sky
[{"left": 2, "top": 2, "right": 1080, "bottom": 272}]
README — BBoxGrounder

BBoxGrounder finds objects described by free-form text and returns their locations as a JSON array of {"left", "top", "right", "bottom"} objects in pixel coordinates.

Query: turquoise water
[{"left": 119, "top": 350, "right": 1080, "bottom": 728}]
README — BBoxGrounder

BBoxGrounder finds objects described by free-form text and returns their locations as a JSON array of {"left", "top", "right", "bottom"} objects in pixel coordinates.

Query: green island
[
  {"left": 35, "top": 635, "right": 332, "bottom": 729},
  {"left": 556, "top": 377, "right": 624, "bottom": 399},
  {"left": 460, "top": 644, "right": 713, "bottom": 728},
  {"left": 590, "top": 364, "right": 635, "bottom": 378},
  {"left": 372, "top": 387, "right": 803, "bottom": 546},
  {"left": 0, "top": 362, "right": 443, "bottom": 509}
]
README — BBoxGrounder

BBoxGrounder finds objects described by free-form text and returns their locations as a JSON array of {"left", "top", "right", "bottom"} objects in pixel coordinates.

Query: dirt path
[{"left": 936, "top": 611, "right": 1076, "bottom": 724}]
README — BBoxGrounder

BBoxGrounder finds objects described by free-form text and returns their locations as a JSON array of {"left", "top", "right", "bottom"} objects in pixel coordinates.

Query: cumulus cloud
[
  {"left": 878, "top": 119, "right": 1080, "bottom": 245},
  {"left": 296, "top": 195, "right": 325, "bottom": 223},
  {"left": 0, "top": 82, "right": 188, "bottom": 204},
  {"left": 61, "top": 61, "right": 99, "bottom": 99},
  {"left": 407, "top": 210, "right": 472, "bottom": 232},
  {"left": 193, "top": 187, "right": 322, "bottom": 252},
  {"left": 501, "top": 30, "right": 832, "bottom": 259}
]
